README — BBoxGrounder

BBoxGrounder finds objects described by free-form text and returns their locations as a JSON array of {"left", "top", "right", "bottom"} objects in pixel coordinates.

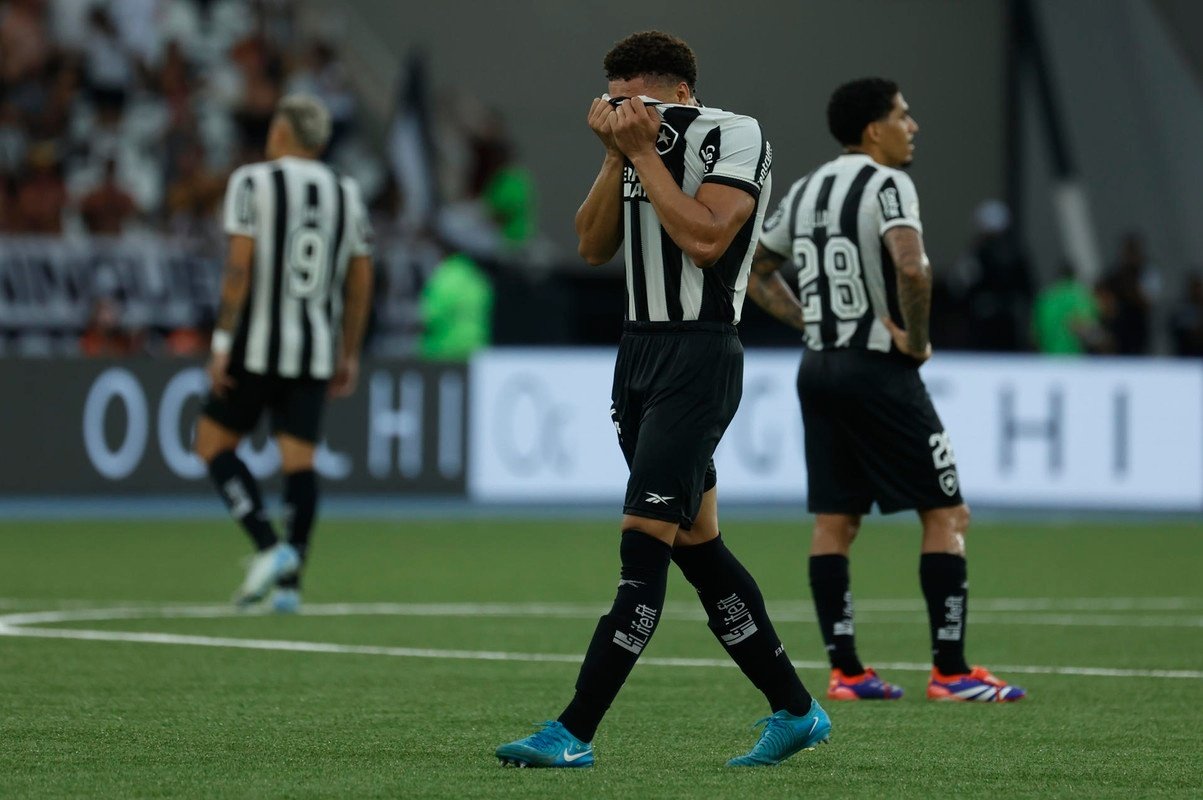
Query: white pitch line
[
  {"left": 2, "top": 602, "right": 1202, "bottom": 629},
  {"left": 3, "top": 596, "right": 1202, "bottom": 612},
  {"left": 1, "top": 624, "right": 1200, "bottom": 681}
]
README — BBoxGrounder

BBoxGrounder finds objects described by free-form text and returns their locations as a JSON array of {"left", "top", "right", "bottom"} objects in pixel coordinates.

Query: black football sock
[
  {"left": 557, "top": 530, "right": 672, "bottom": 743},
  {"left": 809, "top": 555, "right": 864, "bottom": 675},
  {"left": 278, "top": 469, "right": 317, "bottom": 590},
  {"left": 674, "top": 535, "right": 813, "bottom": 715},
  {"left": 207, "top": 450, "right": 278, "bottom": 551},
  {"left": 920, "top": 553, "right": 972, "bottom": 675}
]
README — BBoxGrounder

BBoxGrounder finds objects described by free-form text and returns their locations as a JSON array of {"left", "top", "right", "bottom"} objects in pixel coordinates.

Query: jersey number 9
[{"left": 287, "top": 229, "right": 328, "bottom": 298}]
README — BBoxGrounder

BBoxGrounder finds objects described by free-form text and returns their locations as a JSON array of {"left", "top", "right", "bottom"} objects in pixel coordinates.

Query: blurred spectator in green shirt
[
  {"left": 418, "top": 251, "right": 493, "bottom": 361},
  {"left": 482, "top": 164, "right": 535, "bottom": 245},
  {"left": 1032, "top": 263, "right": 1110, "bottom": 355}
]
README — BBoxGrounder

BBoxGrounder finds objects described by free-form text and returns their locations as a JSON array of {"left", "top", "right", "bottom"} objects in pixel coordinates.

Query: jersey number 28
[{"left": 793, "top": 235, "right": 869, "bottom": 322}]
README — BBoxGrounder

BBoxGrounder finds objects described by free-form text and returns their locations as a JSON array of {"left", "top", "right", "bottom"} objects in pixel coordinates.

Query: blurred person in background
[
  {"left": 79, "top": 296, "right": 144, "bottom": 356},
  {"left": 1032, "top": 262, "right": 1110, "bottom": 355},
  {"left": 192, "top": 94, "right": 374, "bottom": 613},
  {"left": 0, "top": 98, "right": 29, "bottom": 175},
  {"left": 1170, "top": 273, "right": 1203, "bottom": 357},
  {"left": 955, "top": 199, "right": 1032, "bottom": 351},
  {"left": 417, "top": 248, "right": 492, "bottom": 361},
  {"left": 164, "top": 138, "right": 225, "bottom": 235},
  {"left": 11, "top": 140, "right": 66, "bottom": 233},
  {"left": 228, "top": 32, "right": 283, "bottom": 158},
  {"left": 497, "top": 30, "right": 827, "bottom": 771},
  {"left": 80, "top": 158, "right": 137, "bottom": 234},
  {"left": 285, "top": 40, "right": 356, "bottom": 153},
  {"left": 749, "top": 78, "right": 1025, "bottom": 704},
  {"left": 1099, "top": 232, "right": 1153, "bottom": 354},
  {"left": 0, "top": 0, "right": 52, "bottom": 88},
  {"left": 82, "top": 5, "right": 134, "bottom": 113},
  {"left": 467, "top": 109, "right": 535, "bottom": 248}
]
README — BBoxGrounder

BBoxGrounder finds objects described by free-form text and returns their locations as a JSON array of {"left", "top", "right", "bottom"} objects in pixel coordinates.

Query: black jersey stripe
[
  {"left": 811, "top": 174, "right": 837, "bottom": 345},
  {"left": 324, "top": 178, "right": 348, "bottom": 339},
  {"left": 659, "top": 113, "right": 701, "bottom": 323},
  {"left": 839, "top": 166, "right": 877, "bottom": 349},
  {"left": 628, "top": 189, "right": 648, "bottom": 322},
  {"left": 297, "top": 181, "right": 320, "bottom": 379},
  {"left": 266, "top": 167, "right": 287, "bottom": 372},
  {"left": 659, "top": 231, "right": 684, "bottom": 321}
]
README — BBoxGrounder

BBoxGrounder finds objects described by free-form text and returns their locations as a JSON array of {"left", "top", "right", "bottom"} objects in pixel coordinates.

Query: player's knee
[
  {"left": 620, "top": 514, "right": 677, "bottom": 545},
  {"left": 811, "top": 514, "right": 860, "bottom": 554},
  {"left": 953, "top": 503, "right": 971, "bottom": 534},
  {"left": 845, "top": 519, "right": 862, "bottom": 542},
  {"left": 193, "top": 431, "right": 222, "bottom": 464}
]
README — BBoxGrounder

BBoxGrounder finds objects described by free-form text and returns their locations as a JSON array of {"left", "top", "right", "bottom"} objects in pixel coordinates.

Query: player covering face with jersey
[{"left": 495, "top": 30, "right": 830, "bottom": 770}]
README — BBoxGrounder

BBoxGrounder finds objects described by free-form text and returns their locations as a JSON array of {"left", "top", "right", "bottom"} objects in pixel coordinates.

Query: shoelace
[
  {"left": 747, "top": 716, "right": 793, "bottom": 754},
  {"left": 524, "top": 721, "right": 563, "bottom": 750}
]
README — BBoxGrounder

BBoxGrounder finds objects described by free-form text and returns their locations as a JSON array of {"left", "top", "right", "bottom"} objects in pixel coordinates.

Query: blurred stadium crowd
[
  {"left": 0, "top": 0, "right": 531, "bottom": 358},
  {"left": 1, "top": 0, "right": 1201, "bottom": 358}
]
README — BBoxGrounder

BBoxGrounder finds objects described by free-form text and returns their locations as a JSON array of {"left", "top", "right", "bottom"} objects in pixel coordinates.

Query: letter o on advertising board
[
  {"left": 158, "top": 367, "right": 208, "bottom": 479},
  {"left": 83, "top": 367, "right": 149, "bottom": 480}
]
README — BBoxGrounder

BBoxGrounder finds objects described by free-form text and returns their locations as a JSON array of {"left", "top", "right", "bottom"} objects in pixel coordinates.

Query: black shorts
[
  {"left": 798, "top": 349, "right": 963, "bottom": 515},
  {"left": 611, "top": 321, "right": 742, "bottom": 528},
  {"left": 201, "top": 366, "right": 328, "bottom": 444}
]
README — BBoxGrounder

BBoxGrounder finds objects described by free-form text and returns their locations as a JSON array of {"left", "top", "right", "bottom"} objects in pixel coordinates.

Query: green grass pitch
[{"left": 2, "top": 516, "right": 1201, "bottom": 798}]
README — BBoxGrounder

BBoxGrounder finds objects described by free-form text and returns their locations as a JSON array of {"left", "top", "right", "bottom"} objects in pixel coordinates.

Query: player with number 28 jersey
[{"left": 748, "top": 78, "right": 1024, "bottom": 705}]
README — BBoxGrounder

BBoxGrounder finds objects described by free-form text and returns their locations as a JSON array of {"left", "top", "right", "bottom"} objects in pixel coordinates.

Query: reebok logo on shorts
[{"left": 644, "top": 492, "right": 674, "bottom": 505}]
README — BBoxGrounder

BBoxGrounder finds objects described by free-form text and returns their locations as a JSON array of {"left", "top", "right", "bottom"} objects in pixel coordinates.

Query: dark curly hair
[
  {"left": 827, "top": 78, "right": 900, "bottom": 146},
  {"left": 603, "top": 31, "right": 697, "bottom": 92}
]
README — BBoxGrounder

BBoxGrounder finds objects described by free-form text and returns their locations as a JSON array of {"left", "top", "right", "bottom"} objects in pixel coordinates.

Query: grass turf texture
[{"left": 1, "top": 518, "right": 1200, "bottom": 799}]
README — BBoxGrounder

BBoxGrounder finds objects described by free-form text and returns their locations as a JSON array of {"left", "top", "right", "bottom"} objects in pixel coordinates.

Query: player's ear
[
  {"left": 863, "top": 120, "right": 880, "bottom": 146},
  {"left": 674, "top": 81, "right": 691, "bottom": 104}
]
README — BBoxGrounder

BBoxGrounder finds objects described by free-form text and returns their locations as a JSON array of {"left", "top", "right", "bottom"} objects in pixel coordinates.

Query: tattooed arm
[
  {"left": 746, "top": 243, "right": 806, "bottom": 331},
  {"left": 207, "top": 234, "right": 255, "bottom": 396},
  {"left": 882, "top": 226, "right": 932, "bottom": 362},
  {"left": 330, "top": 255, "right": 374, "bottom": 398},
  {"left": 213, "top": 235, "right": 254, "bottom": 333}
]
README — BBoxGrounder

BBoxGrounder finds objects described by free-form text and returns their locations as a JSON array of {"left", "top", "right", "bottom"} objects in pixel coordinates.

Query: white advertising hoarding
[{"left": 469, "top": 349, "right": 1203, "bottom": 511}]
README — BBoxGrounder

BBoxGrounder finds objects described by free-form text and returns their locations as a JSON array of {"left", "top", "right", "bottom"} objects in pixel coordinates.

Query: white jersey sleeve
[
  {"left": 876, "top": 169, "right": 923, "bottom": 235},
  {"left": 222, "top": 165, "right": 257, "bottom": 238},
  {"left": 700, "top": 115, "right": 771, "bottom": 200},
  {"left": 344, "top": 179, "right": 374, "bottom": 258},
  {"left": 759, "top": 177, "right": 802, "bottom": 258}
]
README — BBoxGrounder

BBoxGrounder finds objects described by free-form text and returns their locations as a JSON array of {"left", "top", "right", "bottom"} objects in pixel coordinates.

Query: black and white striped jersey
[
  {"left": 760, "top": 153, "right": 922, "bottom": 352},
  {"left": 621, "top": 101, "right": 772, "bottom": 325},
  {"left": 222, "top": 156, "right": 373, "bottom": 379}
]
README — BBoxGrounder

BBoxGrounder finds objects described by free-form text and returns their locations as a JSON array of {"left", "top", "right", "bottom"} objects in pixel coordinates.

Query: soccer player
[
  {"left": 194, "top": 94, "right": 374, "bottom": 612},
  {"left": 747, "top": 78, "right": 1025, "bottom": 702},
  {"left": 495, "top": 31, "right": 830, "bottom": 769}
]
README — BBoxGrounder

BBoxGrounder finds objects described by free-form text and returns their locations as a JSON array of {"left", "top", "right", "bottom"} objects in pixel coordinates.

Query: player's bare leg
[
  {"left": 194, "top": 416, "right": 296, "bottom": 606},
  {"left": 919, "top": 503, "right": 1024, "bottom": 701},
  {"left": 919, "top": 503, "right": 969, "bottom": 555},
  {"left": 809, "top": 513, "right": 902, "bottom": 699},
  {"left": 811, "top": 513, "right": 861, "bottom": 556},
  {"left": 194, "top": 415, "right": 241, "bottom": 463},
  {"left": 271, "top": 433, "right": 319, "bottom": 613}
]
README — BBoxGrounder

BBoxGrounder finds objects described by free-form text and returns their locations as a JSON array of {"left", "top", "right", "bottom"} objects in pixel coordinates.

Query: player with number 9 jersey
[{"left": 193, "top": 94, "right": 375, "bottom": 614}]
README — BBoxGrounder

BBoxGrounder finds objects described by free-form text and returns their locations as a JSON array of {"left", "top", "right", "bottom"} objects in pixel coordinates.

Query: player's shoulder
[
  {"left": 227, "top": 161, "right": 267, "bottom": 185},
  {"left": 694, "top": 104, "right": 762, "bottom": 134},
  {"left": 875, "top": 162, "right": 918, "bottom": 191}
]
